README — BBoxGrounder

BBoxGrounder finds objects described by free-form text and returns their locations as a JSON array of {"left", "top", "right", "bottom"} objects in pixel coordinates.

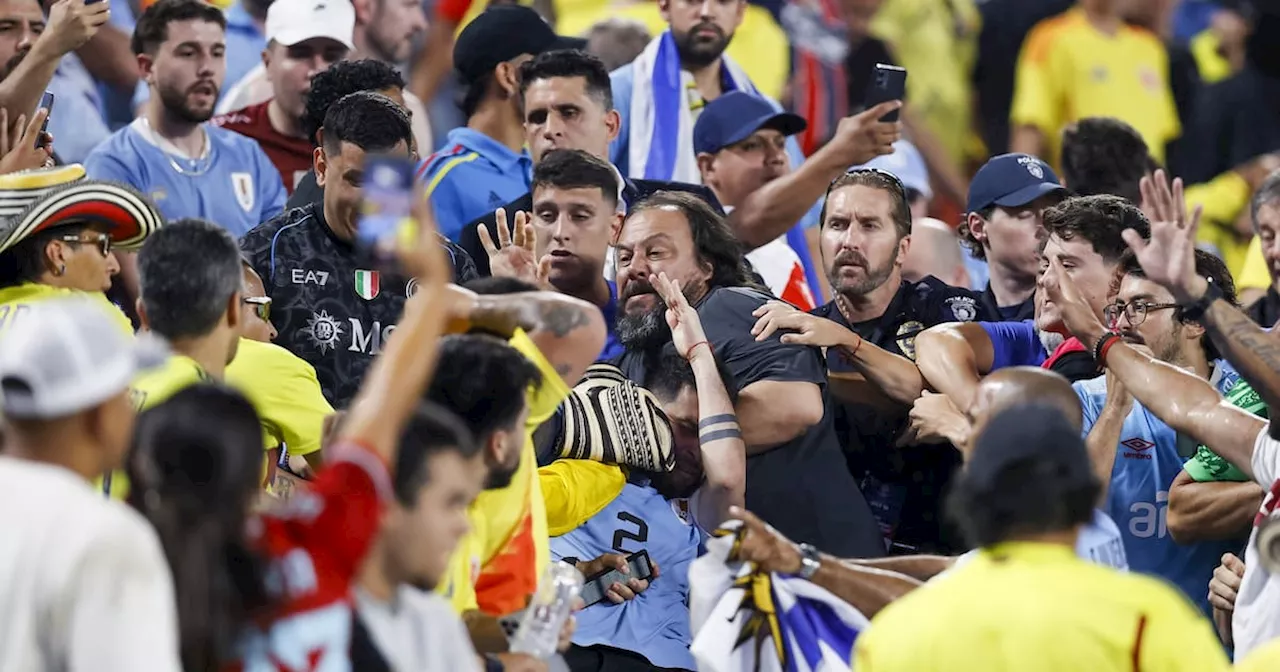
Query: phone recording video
[
  {"left": 865, "top": 63, "right": 907, "bottom": 123},
  {"left": 356, "top": 155, "right": 418, "bottom": 263}
]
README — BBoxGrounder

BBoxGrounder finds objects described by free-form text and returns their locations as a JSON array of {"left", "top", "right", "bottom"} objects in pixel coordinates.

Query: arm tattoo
[
  {"left": 699, "top": 414, "right": 737, "bottom": 429},
  {"left": 700, "top": 427, "right": 742, "bottom": 443},
  {"left": 537, "top": 300, "right": 590, "bottom": 338}
]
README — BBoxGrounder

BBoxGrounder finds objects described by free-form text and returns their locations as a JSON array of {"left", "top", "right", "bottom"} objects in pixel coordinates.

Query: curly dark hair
[
  {"left": 1060, "top": 117, "right": 1150, "bottom": 205},
  {"left": 625, "top": 191, "right": 755, "bottom": 290},
  {"left": 958, "top": 205, "right": 996, "bottom": 260},
  {"left": 302, "top": 59, "right": 406, "bottom": 148},
  {"left": 1041, "top": 194, "right": 1150, "bottom": 264},
  {"left": 1111, "top": 248, "right": 1239, "bottom": 362},
  {"left": 322, "top": 91, "right": 412, "bottom": 155}
]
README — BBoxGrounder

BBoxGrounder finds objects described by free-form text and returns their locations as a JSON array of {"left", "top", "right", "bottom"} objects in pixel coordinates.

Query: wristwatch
[
  {"left": 796, "top": 543, "right": 821, "bottom": 580},
  {"left": 1178, "top": 279, "right": 1223, "bottom": 322}
]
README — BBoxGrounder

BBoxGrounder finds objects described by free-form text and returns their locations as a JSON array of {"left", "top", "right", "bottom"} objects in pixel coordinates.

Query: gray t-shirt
[{"left": 354, "top": 585, "right": 481, "bottom": 672}]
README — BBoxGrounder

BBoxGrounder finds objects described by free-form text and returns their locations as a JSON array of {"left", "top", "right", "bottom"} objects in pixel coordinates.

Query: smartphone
[
  {"left": 864, "top": 63, "right": 906, "bottom": 123},
  {"left": 579, "top": 550, "right": 655, "bottom": 608},
  {"left": 356, "top": 154, "right": 417, "bottom": 262},
  {"left": 35, "top": 91, "right": 52, "bottom": 149}
]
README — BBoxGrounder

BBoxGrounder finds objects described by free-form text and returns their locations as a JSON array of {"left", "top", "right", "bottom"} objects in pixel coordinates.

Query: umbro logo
[
  {"left": 487, "top": 191, "right": 505, "bottom": 207},
  {"left": 1122, "top": 437, "right": 1155, "bottom": 460}
]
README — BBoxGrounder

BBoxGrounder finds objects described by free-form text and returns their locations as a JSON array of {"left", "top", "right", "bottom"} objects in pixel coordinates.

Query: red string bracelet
[
  {"left": 685, "top": 340, "right": 711, "bottom": 360},
  {"left": 1097, "top": 334, "right": 1123, "bottom": 366}
]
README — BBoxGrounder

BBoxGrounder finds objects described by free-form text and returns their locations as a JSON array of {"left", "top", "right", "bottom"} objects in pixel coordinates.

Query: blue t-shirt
[
  {"left": 85, "top": 120, "right": 286, "bottom": 237},
  {"left": 1076, "top": 363, "right": 1246, "bottom": 615},
  {"left": 418, "top": 127, "right": 532, "bottom": 242},
  {"left": 980, "top": 319, "right": 1048, "bottom": 370},
  {"left": 599, "top": 280, "right": 623, "bottom": 362},
  {"left": 551, "top": 482, "right": 703, "bottom": 670}
]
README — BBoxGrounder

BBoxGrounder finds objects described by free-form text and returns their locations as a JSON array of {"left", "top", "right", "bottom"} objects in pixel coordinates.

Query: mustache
[
  {"left": 622, "top": 280, "right": 662, "bottom": 303},
  {"left": 833, "top": 251, "right": 868, "bottom": 268},
  {"left": 1120, "top": 331, "right": 1145, "bottom": 345},
  {"left": 690, "top": 21, "right": 724, "bottom": 38},
  {"left": 187, "top": 80, "right": 220, "bottom": 96}
]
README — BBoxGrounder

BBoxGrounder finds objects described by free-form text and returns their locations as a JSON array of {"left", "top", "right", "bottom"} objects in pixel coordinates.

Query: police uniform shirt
[
  {"left": 811, "top": 276, "right": 992, "bottom": 554},
  {"left": 240, "top": 202, "right": 477, "bottom": 408},
  {"left": 613, "top": 285, "right": 886, "bottom": 559},
  {"left": 979, "top": 284, "right": 1036, "bottom": 322}
]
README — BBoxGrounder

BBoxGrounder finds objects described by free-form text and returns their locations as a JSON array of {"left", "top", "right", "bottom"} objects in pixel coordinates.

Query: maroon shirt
[{"left": 212, "top": 100, "right": 312, "bottom": 195}]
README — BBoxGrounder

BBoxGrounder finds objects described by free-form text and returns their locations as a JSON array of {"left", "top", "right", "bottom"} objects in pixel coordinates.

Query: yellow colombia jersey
[
  {"left": 441, "top": 329, "right": 625, "bottom": 615},
  {"left": 1240, "top": 236, "right": 1270, "bottom": 291},
  {"left": 854, "top": 542, "right": 1229, "bottom": 671},
  {"left": 103, "top": 339, "right": 333, "bottom": 499},
  {"left": 1011, "top": 7, "right": 1180, "bottom": 166},
  {"left": 0, "top": 283, "right": 133, "bottom": 335}
]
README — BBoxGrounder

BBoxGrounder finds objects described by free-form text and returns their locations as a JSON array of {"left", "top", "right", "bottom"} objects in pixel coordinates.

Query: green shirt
[{"left": 1182, "top": 378, "right": 1266, "bottom": 482}]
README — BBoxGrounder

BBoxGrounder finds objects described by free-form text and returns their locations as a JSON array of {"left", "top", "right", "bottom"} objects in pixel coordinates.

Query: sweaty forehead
[{"left": 825, "top": 184, "right": 893, "bottom": 218}]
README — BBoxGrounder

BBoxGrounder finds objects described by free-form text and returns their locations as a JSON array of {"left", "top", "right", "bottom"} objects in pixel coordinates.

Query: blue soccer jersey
[
  {"left": 551, "top": 482, "right": 703, "bottom": 670},
  {"left": 1076, "top": 363, "right": 1245, "bottom": 614},
  {"left": 85, "top": 119, "right": 286, "bottom": 237}
]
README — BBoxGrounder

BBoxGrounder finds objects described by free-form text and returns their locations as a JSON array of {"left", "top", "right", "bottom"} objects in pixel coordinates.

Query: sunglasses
[
  {"left": 243, "top": 296, "right": 272, "bottom": 322},
  {"left": 60, "top": 232, "right": 111, "bottom": 258},
  {"left": 835, "top": 167, "right": 911, "bottom": 213}
]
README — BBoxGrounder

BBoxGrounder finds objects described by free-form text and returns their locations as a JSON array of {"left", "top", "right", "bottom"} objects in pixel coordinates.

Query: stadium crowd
[{"left": 8, "top": 0, "right": 1280, "bottom": 669}]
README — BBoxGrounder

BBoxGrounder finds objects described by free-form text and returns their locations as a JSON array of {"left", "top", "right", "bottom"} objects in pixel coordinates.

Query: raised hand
[
  {"left": 478, "top": 208, "right": 548, "bottom": 287},
  {"left": 750, "top": 299, "right": 858, "bottom": 348},
  {"left": 43, "top": 0, "right": 111, "bottom": 56},
  {"left": 0, "top": 108, "right": 52, "bottom": 175},
  {"left": 831, "top": 101, "right": 903, "bottom": 166},
  {"left": 1039, "top": 255, "right": 1108, "bottom": 347},
  {"left": 653, "top": 271, "right": 709, "bottom": 361},
  {"left": 1127, "top": 169, "right": 1205, "bottom": 303}
]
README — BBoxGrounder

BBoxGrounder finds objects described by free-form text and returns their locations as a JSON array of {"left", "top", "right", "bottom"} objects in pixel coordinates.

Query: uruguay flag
[{"left": 690, "top": 521, "right": 871, "bottom": 671}]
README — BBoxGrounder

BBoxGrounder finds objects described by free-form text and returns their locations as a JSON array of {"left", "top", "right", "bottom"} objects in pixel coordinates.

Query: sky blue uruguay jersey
[
  {"left": 1076, "top": 363, "right": 1244, "bottom": 615},
  {"left": 84, "top": 119, "right": 286, "bottom": 238},
  {"left": 417, "top": 127, "right": 532, "bottom": 243},
  {"left": 551, "top": 482, "right": 703, "bottom": 670}
]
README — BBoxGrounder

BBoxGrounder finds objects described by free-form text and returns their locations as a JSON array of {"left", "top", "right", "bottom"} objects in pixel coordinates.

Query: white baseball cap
[
  {"left": 0, "top": 298, "right": 167, "bottom": 419},
  {"left": 266, "top": 0, "right": 356, "bottom": 50}
]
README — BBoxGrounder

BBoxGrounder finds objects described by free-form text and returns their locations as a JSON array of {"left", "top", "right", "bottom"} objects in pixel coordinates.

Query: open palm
[
  {"left": 1126, "top": 170, "right": 1203, "bottom": 302},
  {"left": 653, "top": 272, "right": 708, "bottom": 360}
]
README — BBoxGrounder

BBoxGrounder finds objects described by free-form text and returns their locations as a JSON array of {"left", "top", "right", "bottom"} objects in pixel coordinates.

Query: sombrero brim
[{"left": 0, "top": 179, "right": 163, "bottom": 255}]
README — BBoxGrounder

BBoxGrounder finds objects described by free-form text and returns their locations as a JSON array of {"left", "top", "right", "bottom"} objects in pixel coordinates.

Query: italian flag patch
[{"left": 354, "top": 269, "right": 380, "bottom": 300}]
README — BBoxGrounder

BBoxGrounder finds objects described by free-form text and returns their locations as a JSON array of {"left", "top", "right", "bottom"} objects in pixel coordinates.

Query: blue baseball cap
[
  {"left": 966, "top": 153, "right": 1066, "bottom": 213},
  {"left": 693, "top": 91, "right": 807, "bottom": 155}
]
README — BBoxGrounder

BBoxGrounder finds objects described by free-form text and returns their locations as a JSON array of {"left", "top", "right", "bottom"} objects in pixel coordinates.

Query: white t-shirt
[
  {"left": 1231, "top": 423, "right": 1280, "bottom": 660},
  {"left": 354, "top": 585, "right": 481, "bottom": 672},
  {"left": 0, "top": 457, "right": 180, "bottom": 672}
]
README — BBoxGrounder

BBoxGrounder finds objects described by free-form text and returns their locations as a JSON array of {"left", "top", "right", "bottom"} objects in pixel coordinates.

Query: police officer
[
  {"left": 959, "top": 153, "right": 1067, "bottom": 322},
  {"left": 418, "top": 6, "right": 586, "bottom": 242},
  {"left": 241, "top": 91, "right": 476, "bottom": 408},
  {"left": 808, "top": 167, "right": 992, "bottom": 555}
]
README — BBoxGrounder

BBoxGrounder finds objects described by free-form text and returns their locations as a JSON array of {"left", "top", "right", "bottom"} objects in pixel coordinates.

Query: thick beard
[
  {"left": 616, "top": 300, "right": 671, "bottom": 352},
  {"left": 158, "top": 84, "right": 218, "bottom": 124},
  {"left": 830, "top": 258, "right": 895, "bottom": 297},
  {"left": 673, "top": 26, "right": 730, "bottom": 70},
  {"left": 1038, "top": 330, "right": 1065, "bottom": 355},
  {"left": 485, "top": 461, "right": 517, "bottom": 490}
]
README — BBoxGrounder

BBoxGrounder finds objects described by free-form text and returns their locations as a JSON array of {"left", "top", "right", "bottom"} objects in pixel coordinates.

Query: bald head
[
  {"left": 969, "top": 367, "right": 1082, "bottom": 434},
  {"left": 902, "top": 217, "right": 969, "bottom": 288}
]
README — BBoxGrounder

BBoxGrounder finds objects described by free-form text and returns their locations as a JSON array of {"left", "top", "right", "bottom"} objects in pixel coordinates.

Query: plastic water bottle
[{"left": 509, "top": 562, "right": 584, "bottom": 659}]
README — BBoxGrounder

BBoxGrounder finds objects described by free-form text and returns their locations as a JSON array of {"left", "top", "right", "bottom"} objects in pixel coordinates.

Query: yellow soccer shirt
[
  {"left": 1011, "top": 7, "right": 1180, "bottom": 165},
  {"left": 0, "top": 283, "right": 133, "bottom": 335},
  {"left": 443, "top": 328, "right": 571, "bottom": 615},
  {"left": 226, "top": 338, "right": 332, "bottom": 462},
  {"left": 1240, "top": 236, "right": 1270, "bottom": 291},
  {"left": 854, "top": 542, "right": 1229, "bottom": 671}
]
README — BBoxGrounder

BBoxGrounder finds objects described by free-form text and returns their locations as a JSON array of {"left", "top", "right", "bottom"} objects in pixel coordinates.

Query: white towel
[
  {"left": 689, "top": 522, "right": 871, "bottom": 671},
  {"left": 627, "top": 31, "right": 759, "bottom": 184}
]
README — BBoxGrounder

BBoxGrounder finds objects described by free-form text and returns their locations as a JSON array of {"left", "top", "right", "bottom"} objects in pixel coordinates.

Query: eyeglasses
[
  {"left": 1104, "top": 299, "right": 1180, "bottom": 329},
  {"left": 243, "top": 296, "right": 271, "bottom": 322},
  {"left": 60, "top": 232, "right": 111, "bottom": 258}
]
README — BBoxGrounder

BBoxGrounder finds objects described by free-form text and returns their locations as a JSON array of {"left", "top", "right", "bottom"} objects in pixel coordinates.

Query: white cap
[
  {"left": 266, "top": 0, "right": 356, "bottom": 49},
  {"left": 0, "top": 298, "right": 168, "bottom": 419}
]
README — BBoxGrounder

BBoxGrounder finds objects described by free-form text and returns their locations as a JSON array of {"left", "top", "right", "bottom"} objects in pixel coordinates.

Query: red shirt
[
  {"left": 213, "top": 101, "right": 313, "bottom": 195},
  {"left": 227, "top": 441, "right": 390, "bottom": 671}
]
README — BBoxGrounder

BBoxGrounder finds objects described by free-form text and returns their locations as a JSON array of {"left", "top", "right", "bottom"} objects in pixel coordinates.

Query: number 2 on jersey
[{"left": 612, "top": 511, "right": 649, "bottom": 553}]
